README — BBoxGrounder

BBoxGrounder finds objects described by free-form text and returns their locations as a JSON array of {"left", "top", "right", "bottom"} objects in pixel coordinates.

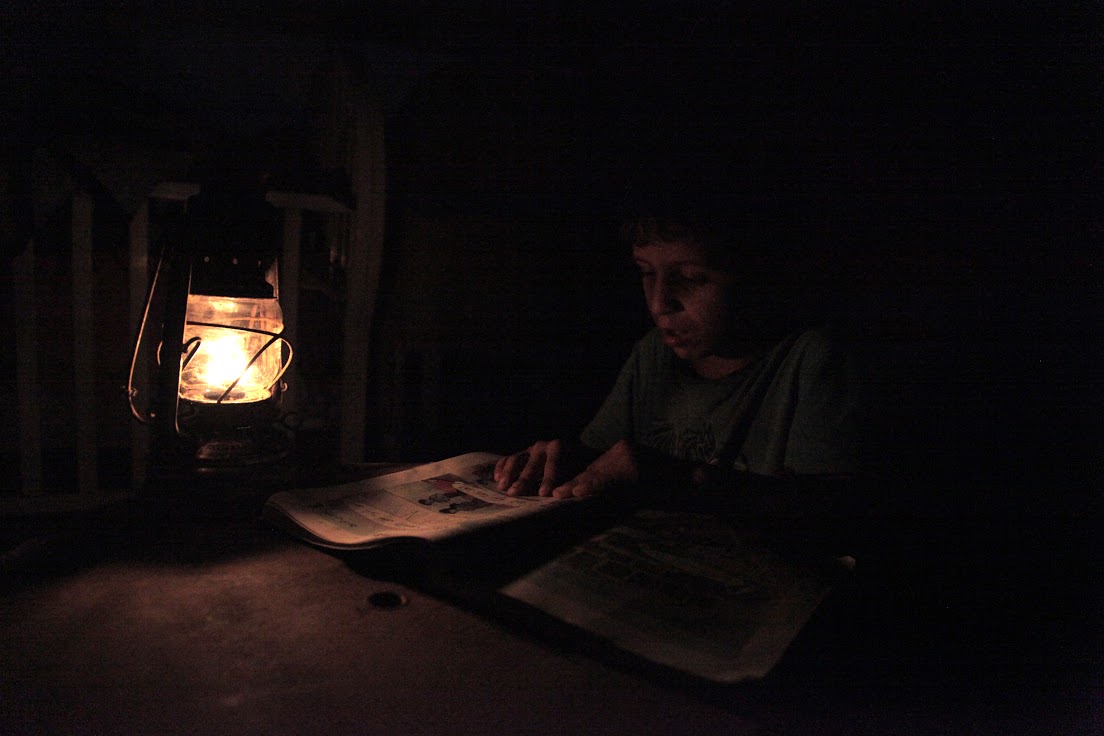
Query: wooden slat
[
  {"left": 266, "top": 191, "right": 350, "bottom": 214},
  {"left": 13, "top": 239, "right": 43, "bottom": 496},
  {"left": 0, "top": 490, "right": 134, "bottom": 515},
  {"left": 384, "top": 346, "right": 408, "bottom": 457},
  {"left": 71, "top": 190, "right": 98, "bottom": 495},
  {"left": 150, "top": 181, "right": 201, "bottom": 202},
  {"left": 419, "top": 347, "right": 443, "bottom": 450},
  {"left": 340, "top": 88, "right": 386, "bottom": 465}
]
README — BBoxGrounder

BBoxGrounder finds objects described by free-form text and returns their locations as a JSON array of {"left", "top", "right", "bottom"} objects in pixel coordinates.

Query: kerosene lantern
[{"left": 129, "top": 185, "right": 294, "bottom": 477}]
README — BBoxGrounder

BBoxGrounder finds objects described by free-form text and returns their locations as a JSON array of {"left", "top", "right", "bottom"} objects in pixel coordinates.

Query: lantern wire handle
[
  {"left": 213, "top": 333, "right": 294, "bottom": 404},
  {"left": 180, "top": 321, "right": 292, "bottom": 404},
  {"left": 181, "top": 336, "right": 202, "bottom": 370},
  {"left": 130, "top": 253, "right": 294, "bottom": 415},
  {"left": 127, "top": 249, "right": 169, "bottom": 424}
]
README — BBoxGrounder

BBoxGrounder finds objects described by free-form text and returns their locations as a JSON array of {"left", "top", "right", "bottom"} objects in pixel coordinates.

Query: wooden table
[
  {"left": 0, "top": 475, "right": 1097, "bottom": 735},
  {"left": 0, "top": 506, "right": 779, "bottom": 735}
]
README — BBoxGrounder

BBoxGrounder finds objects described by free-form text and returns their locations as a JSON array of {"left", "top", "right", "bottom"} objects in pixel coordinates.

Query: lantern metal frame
[{"left": 127, "top": 186, "right": 296, "bottom": 476}]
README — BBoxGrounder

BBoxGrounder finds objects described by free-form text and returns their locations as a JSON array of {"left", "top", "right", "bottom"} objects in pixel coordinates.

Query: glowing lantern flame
[{"left": 178, "top": 295, "right": 289, "bottom": 404}]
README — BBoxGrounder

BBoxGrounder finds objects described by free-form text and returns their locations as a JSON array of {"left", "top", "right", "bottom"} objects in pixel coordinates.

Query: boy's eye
[{"left": 677, "top": 271, "right": 710, "bottom": 285}]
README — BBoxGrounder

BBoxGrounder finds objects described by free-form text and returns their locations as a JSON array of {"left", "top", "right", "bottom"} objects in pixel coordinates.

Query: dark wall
[
  {"left": 367, "top": 6, "right": 1101, "bottom": 492},
  {"left": 1, "top": 4, "right": 1097, "bottom": 705},
  {"left": 2, "top": 3, "right": 1099, "bottom": 495}
]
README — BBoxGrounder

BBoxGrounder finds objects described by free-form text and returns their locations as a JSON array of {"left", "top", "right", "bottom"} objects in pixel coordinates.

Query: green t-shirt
[{"left": 579, "top": 328, "right": 863, "bottom": 476}]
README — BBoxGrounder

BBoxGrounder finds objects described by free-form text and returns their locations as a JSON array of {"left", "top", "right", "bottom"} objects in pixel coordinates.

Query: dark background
[
  {"left": 3, "top": 1, "right": 1099, "bottom": 475},
  {"left": 1, "top": 1, "right": 1100, "bottom": 722}
]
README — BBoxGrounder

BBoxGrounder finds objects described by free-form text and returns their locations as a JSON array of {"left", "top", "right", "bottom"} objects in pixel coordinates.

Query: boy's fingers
[
  {"left": 538, "top": 441, "right": 562, "bottom": 496},
  {"left": 498, "top": 451, "right": 531, "bottom": 492},
  {"left": 508, "top": 450, "right": 545, "bottom": 495},
  {"left": 552, "top": 471, "right": 599, "bottom": 499}
]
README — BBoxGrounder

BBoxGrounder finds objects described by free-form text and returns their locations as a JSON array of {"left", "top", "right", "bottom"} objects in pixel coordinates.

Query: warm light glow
[
  {"left": 179, "top": 295, "right": 288, "bottom": 403},
  {"left": 198, "top": 333, "right": 256, "bottom": 387}
]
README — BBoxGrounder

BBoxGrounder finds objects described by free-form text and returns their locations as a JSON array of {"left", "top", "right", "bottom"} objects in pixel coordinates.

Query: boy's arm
[{"left": 633, "top": 444, "right": 870, "bottom": 554}]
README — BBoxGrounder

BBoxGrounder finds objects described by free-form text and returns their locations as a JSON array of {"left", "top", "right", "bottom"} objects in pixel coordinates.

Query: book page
[
  {"left": 500, "top": 510, "right": 853, "bottom": 683},
  {"left": 264, "top": 452, "right": 565, "bottom": 549}
]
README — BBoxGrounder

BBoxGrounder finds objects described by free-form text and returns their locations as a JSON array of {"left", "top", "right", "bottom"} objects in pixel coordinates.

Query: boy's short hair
[{"left": 616, "top": 166, "right": 787, "bottom": 270}]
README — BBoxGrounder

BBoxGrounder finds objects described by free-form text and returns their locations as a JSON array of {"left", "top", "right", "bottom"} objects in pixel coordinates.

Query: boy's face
[{"left": 632, "top": 239, "right": 736, "bottom": 363}]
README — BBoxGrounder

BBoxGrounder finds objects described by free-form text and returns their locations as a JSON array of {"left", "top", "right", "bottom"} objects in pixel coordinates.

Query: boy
[{"left": 495, "top": 185, "right": 864, "bottom": 526}]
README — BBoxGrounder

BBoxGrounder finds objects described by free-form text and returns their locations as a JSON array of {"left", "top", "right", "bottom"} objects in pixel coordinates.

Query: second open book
[{"left": 264, "top": 452, "right": 853, "bottom": 683}]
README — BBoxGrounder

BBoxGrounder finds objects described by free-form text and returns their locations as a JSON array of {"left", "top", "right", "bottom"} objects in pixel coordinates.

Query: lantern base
[
  {"left": 143, "top": 422, "right": 294, "bottom": 521},
  {"left": 192, "top": 425, "right": 292, "bottom": 470}
]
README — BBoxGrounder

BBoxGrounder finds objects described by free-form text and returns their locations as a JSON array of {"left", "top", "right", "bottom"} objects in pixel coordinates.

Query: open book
[
  {"left": 501, "top": 509, "right": 853, "bottom": 683},
  {"left": 263, "top": 452, "right": 563, "bottom": 549},
  {"left": 265, "top": 452, "right": 853, "bottom": 683}
]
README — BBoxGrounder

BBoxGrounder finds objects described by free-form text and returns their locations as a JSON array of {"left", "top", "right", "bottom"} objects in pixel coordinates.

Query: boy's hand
[
  {"left": 548, "top": 439, "right": 640, "bottom": 499},
  {"left": 495, "top": 439, "right": 642, "bottom": 499},
  {"left": 495, "top": 439, "right": 567, "bottom": 497}
]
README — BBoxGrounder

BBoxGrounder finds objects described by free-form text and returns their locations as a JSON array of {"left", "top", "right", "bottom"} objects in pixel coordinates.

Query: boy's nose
[{"left": 647, "top": 278, "right": 681, "bottom": 317}]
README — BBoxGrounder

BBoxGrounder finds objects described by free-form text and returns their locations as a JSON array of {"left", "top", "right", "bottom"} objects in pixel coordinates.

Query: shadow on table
[{"left": 338, "top": 481, "right": 1100, "bottom": 735}]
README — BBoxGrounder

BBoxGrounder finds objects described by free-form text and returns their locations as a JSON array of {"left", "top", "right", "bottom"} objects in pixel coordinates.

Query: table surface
[{"left": 1, "top": 472, "right": 1098, "bottom": 736}]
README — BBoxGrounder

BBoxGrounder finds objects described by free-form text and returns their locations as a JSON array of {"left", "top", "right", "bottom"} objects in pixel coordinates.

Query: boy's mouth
[{"left": 661, "top": 329, "right": 690, "bottom": 348}]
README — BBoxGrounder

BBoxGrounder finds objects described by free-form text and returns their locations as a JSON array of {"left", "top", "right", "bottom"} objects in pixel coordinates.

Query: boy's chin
[{"left": 671, "top": 344, "right": 707, "bottom": 363}]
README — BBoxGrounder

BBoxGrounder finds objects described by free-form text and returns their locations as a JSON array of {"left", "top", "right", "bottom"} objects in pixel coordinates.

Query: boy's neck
[{"left": 691, "top": 354, "right": 753, "bottom": 379}]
